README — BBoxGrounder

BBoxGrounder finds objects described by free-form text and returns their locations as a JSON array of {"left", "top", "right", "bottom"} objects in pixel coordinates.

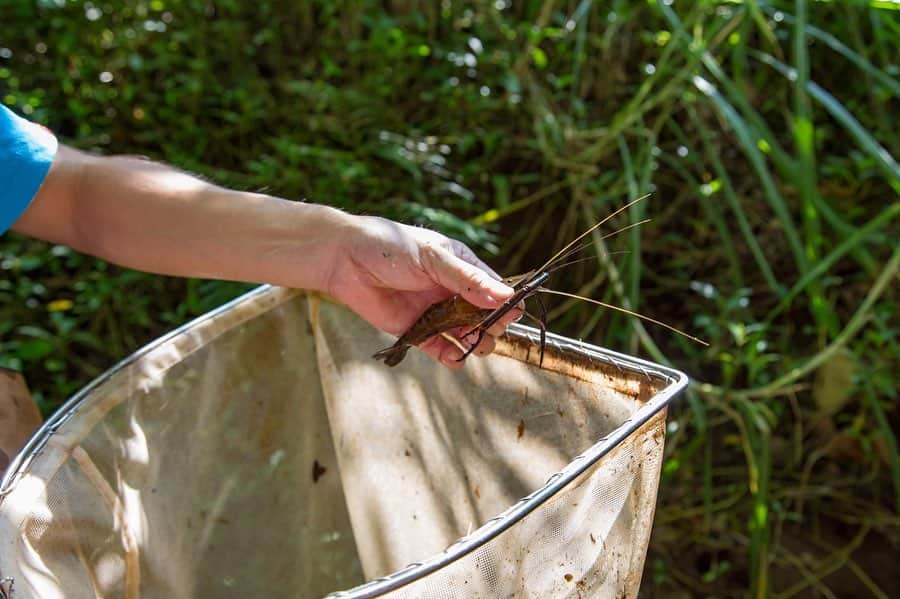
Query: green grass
[{"left": 1, "top": 0, "right": 898, "bottom": 595}]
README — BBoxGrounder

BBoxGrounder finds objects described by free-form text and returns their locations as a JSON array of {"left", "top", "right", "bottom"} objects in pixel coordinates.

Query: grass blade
[
  {"left": 687, "top": 105, "right": 780, "bottom": 294},
  {"left": 692, "top": 75, "right": 806, "bottom": 282},
  {"left": 616, "top": 135, "right": 642, "bottom": 310},
  {"left": 864, "top": 381, "right": 900, "bottom": 514},
  {"left": 737, "top": 397, "right": 772, "bottom": 599},
  {"left": 792, "top": 0, "right": 838, "bottom": 338},
  {"left": 568, "top": 0, "right": 594, "bottom": 100},
  {"left": 772, "top": 10, "right": 900, "bottom": 97},
  {"left": 750, "top": 49, "right": 900, "bottom": 192},
  {"left": 657, "top": 1, "right": 796, "bottom": 175}
]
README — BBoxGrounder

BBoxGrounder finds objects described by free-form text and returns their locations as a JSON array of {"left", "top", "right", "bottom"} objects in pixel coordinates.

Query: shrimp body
[{"left": 372, "top": 295, "right": 492, "bottom": 366}]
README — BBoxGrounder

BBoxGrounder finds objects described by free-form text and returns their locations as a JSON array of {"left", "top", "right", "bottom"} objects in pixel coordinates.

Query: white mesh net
[{"left": 0, "top": 287, "right": 685, "bottom": 598}]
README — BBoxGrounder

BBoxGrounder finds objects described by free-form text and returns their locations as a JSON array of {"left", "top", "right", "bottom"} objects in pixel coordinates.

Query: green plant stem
[
  {"left": 698, "top": 246, "right": 900, "bottom": 399},
  {"left": 766, "top": 202, "right": 900, "bottom": 324}
]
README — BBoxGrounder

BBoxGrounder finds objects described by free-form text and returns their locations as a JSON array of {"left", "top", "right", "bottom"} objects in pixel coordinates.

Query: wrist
[{"left": 255, "top": 199, "right": 357, "bottom": 293}]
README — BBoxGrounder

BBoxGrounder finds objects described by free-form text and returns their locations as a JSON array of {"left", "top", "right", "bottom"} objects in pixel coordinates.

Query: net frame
[{"left": 0, "top": 286, "right": 688, "bottom": 598}]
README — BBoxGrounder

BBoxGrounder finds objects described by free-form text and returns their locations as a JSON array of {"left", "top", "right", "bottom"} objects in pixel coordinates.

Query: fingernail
[
  {"left": 444, "top": 348, "right": 463, "bottom": 365},
  {"left": 483, "top": 278, "right": 514, "bottom": 300}
]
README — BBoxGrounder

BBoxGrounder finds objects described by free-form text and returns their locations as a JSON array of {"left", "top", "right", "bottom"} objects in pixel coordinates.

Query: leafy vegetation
[{"left": 1, "top": 0, "right": 898, "bottom": 595}]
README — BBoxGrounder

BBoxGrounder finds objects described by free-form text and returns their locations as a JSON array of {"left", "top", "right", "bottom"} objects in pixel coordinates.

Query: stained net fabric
[{"left": 0, "top": 287, "right": 682, "bottom": 598}]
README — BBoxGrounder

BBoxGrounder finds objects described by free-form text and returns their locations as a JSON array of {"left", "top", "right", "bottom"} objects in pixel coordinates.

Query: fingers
[
  {"left": 418, "top": 329, "right": 497, "bottom": 369},
  {"left": 488, "top": 303, "right": 523, "bottom": 336},
  {"left": 418, "top": 243, "right": 513, "bottom": 309},
  {"left": 418, "top": 337, "right": 465, "bottom": 369},
  {"left": 446, "top": 239, "right": 503, "bottom": 281}
]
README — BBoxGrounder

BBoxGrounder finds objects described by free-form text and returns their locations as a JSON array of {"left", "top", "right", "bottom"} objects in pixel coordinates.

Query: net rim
[{"left": 0, "top": 285, "right": 688, "bottom": 598}]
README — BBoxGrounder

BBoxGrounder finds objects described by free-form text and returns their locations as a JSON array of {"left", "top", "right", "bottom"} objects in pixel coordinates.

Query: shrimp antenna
[
  {"left": 536, "top": 288, "right": 709, "bottom": 346},
  {"left": 545, "top": 251, "right": 630, "bottom": 275},
  {"left": 536, "top": 194, "right": 651, "bottom": 274},
  {"left": 544, "top": 218, "right": 652, "bottom": 272}
]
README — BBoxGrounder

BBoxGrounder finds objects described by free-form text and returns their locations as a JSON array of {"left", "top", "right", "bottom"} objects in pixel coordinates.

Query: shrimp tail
[{"left": 372, "top": 342, "right": 411, "bottom": 367}]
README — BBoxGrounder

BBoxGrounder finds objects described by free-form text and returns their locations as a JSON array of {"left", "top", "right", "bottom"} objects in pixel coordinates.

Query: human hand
[{"left": 323, "top": 215, "right": 519, "bottom": 368}]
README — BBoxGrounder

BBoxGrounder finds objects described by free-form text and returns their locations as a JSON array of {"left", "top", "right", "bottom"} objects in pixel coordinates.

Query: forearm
[
  {"left": 75, "top": 155, "right": 351, "bottom": 289},
  {"left": 13, "top": 145, "right": 515, "bottom": 365},
  {"left": 15, "top": 146, "right": 351, "bottom": 291}
]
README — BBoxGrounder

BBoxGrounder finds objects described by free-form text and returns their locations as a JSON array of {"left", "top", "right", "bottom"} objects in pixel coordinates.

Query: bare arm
[{"left": 13, "top": 146, "right": 515, "bottom": 367}]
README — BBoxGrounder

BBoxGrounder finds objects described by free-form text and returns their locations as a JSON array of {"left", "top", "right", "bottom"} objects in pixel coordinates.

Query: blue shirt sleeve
[{"left": 0, "top": 105, "right": 58, "bottom": 234}]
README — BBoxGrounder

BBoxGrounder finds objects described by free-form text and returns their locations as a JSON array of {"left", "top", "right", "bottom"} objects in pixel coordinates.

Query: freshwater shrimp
[
  {"left": 371, "top": 278, "right": 520, "bottom": 367},
  {"left": 373, "top": 195, "right": 706, "bottom": 367}
]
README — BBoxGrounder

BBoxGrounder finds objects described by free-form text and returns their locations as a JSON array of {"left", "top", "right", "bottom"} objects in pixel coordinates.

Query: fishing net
[{"left": 0, "top": 286, "right": 686, "bottom": 598}]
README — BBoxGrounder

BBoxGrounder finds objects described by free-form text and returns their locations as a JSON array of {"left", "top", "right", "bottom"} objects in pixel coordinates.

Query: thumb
[{"left": 420, "top": 244, "right": 514, "bottom": 308}]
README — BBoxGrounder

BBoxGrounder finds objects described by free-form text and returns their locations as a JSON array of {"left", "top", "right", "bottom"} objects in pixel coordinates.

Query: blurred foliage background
[{"left": 1, "top": 0, "right": 898, "bottom": 595}]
